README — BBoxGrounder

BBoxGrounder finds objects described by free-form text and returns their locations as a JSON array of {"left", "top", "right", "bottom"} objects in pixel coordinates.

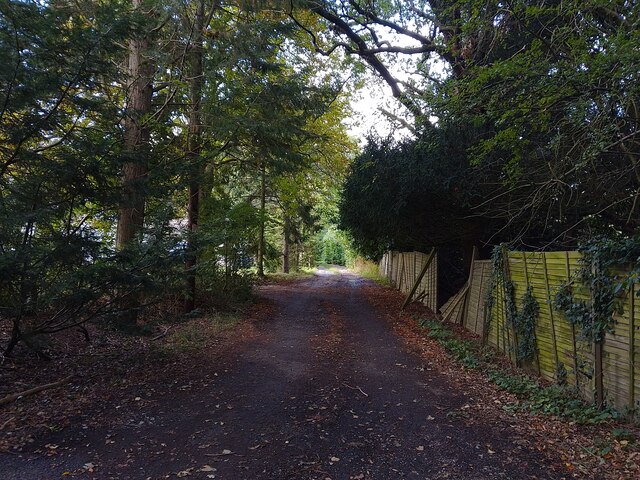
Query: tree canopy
[
  {"left": 324, "top": 1, "right": 639, "bottom": 252},
  {"left": 1, "top": 0, "right": 638, "bottom": 356},
  {"left": 0, "top": 0, "right": 356, "bottom": 355}
]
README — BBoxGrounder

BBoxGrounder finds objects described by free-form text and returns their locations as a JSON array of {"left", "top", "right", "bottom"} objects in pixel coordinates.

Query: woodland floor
[{"left": 0, "top": 268, "right": 638, "bottom": 479}]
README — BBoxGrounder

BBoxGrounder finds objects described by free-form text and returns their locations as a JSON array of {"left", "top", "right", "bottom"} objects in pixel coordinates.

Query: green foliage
[
  {"left": 421, "top": 320, "right": 480, "bottom": 369},
  {"left": 339, "top": 129, "right": 487, "bottom": 259},
  {"left": 349, "top": 257, "right": 388, "bottom": 284},
  {"left": 0, "top": 0, "right": 170, "bottom": 351},
  {"left": 485, "top": 245, "right": 516, "bottom": 334},
  {"left": 199, "top": 194, "right": 260, "bottom": 277},
  {"left": 421, "top": 318, "right": 613, "bottom": 423},
  {"left": 511, "top": 286, "right": 539, "bottom": 362},
  {"left": 554, "top": 235, "right": 640, "bottom": 343},
  {"left": 333, "top": 0, "right": 640, "bottom": 250},
  {"left": 313, "top": 226, "right": 353, "bottom": 266},
  {"left": 554, "top": 285, "right": 592, "bottom": 338},
  {"left": 485, "top": 246, "right": 539, "bottom": 362},
  {"left": 443, "top": 0, "right": 640, "bottom": 241},
  {"left": 0, "top": 0, "right": 355, "bottom": 355},
  {"left": 487, "top": 369, "right": 616, "bottom": 425},
  {"left": 611, "top": 428, "right": 636, "bottom": 444},
  {"left": 555, "top": 362, "right": 568, "bottom": 387}
]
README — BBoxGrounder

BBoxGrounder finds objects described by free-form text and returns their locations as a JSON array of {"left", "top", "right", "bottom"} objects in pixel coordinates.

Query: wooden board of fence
[{"left": 463, "top": 260, "right": 492, "bottom": 338}]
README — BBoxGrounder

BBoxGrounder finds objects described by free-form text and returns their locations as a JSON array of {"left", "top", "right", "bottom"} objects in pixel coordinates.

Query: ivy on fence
[
  {"left": 485, "top": 244, "right": 539, "bottom": 363},
  {"left": 554, "top": 235, "right": 640, "bottom": 343}
]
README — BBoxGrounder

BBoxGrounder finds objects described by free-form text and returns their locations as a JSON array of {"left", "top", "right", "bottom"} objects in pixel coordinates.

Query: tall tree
[
  {"left": 0, "top": 0, "right": 134, "bottom": 354},
  {"left": 184, "top": 0, "right": 208, "bottom": 312},
  {"left": 116, "top": 0, "right": 155, "bottom": 250}
]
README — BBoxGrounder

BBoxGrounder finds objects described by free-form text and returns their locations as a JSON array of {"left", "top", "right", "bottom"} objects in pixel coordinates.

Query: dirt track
[{"left": 0, "top": 268, "right": 564, "bottom": 479}]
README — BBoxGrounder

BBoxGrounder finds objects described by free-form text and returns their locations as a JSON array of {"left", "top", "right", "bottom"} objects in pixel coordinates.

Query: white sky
[
  {"left": 342, "top": 50, "right": 438, "bottom": 143},
  {"left": 346, "top": 75, "right": 412, "bottom": 142},
  {"left": 338, "top": 22, "right": 447, "bottom": 144}
]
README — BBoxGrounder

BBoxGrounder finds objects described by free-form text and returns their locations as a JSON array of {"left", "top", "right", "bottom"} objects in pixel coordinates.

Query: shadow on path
[{"left": 0, "top": 268, "right": 562, "bottom": 479}]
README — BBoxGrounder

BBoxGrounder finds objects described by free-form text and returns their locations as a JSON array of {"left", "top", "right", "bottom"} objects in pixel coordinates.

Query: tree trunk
[
  {"left": 257, "top": 164, "right": 266, "bottom": 277},
  {"left": 4, "top": 319, "right": 21, "bottom": 356},
  {"left": 283, "top": 215, "right": 291, "bottom": 273},
  {"left": 115, "top": 0, "right": 154, "bottom": 326},
  {"left": 184, "top": 0, "right": 205, "bottom": 313},
  {"left": 116, "top": 1, "right": 153, "bottom": 249}
]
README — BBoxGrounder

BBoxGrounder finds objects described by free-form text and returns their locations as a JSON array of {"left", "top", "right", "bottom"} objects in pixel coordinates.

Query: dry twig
[
  {"left": 342, "top": 382, "right": 369, "bottom": 397},
  {"left": 0, "top": 375, "right": 74, "bottom": 408}
]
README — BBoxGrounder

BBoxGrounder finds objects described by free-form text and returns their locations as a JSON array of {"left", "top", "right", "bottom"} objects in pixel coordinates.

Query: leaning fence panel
[{"left": 380, "top": 250, "right": 438, "bottom": 313}]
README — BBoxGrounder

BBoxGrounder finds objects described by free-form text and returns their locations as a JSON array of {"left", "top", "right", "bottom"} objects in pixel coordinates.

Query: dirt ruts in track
[{"left": 0, "top": 268, "right": 564, "bottom": 479}]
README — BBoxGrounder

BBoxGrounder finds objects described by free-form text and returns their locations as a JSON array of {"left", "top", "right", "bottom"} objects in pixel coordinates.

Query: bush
[{"left": 487, "top": 369, "right": 616, "bottom": 424}]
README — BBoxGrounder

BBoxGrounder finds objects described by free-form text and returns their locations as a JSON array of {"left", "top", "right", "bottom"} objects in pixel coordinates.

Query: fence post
[
  {"left": 500, "top": 252, "right": 514, "bottom": 365},
  {"left": 629, "top": 283, "right": 635, "bottom": 412},
  {"left": 460, "top": 247, "right": 478, "bottom": 326},
  {"left": 565, "top": 252, "right": 580, "bottom": 391},
  {"left": 594, "top": 340, "right": 604, "bottom": 409},
  {"left": 475, "top": 261, "right": 486, "bottom": 334},
  {"left": 592, "top": 261, "right": 604, "bottom": 409}
]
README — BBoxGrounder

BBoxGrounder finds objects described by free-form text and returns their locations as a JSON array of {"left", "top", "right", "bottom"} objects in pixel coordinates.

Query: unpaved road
[{"left": 0, "top": 269, "right": 564, "bottom": 479}]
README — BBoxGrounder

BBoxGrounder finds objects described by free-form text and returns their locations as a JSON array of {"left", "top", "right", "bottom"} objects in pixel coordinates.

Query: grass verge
[
  {"left": 349, "top": 257, "right": 390, "bottom": 284},
  {"left": 265, "top": 267, "right": 317, "bottom": 282}
]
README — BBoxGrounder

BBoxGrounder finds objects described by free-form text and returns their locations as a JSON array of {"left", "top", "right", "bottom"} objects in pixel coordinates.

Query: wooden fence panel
[
  {"left": 440, "top": 285, "right": 466, "bottom": 324},
  {"left": 486, "top": 267, "right": 509, "bottom": 356},
  {"left": 412, "top": 251, "right": 438, "bottom": 312},
  {"left": 603, "top": 276, "right": 640, "bottom": 412},
  {"left": 462, "top": 260, "right": 491, "bottom": 338},
  {"left": 383, "top": 248, "right": 638, "bottom": 415},
  {"left": 380, "top": 250, "right": 438, "bottom": 313},
  {"left": 422, "top": 251, "right": 438, "bottom": 312},
  {"left": 391, "top": 252, "right": 399, "bottom": 286},
  {"left": 506, "top": 252, "right": 594, "bottom": 394},
  {"left": 565, "top": 252, "right": 595, "bottom": 402}
]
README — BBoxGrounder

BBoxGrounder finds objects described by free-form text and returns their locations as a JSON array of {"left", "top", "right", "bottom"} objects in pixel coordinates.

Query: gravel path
[{"left": 0, "top": 268, "right": 563, "bottom": 479}]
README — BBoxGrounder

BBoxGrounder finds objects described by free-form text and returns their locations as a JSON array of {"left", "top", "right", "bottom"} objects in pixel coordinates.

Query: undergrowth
[
  {"left": 350, "top": 257, "right": 390, "bottom": 284},
  {"left": 153, "top": 312, "right": 241, "bottom": 356},
  {"left": 421, "top": 319, "right": 481, "bottom": 369},
  {"left": 419, "top": 318, "right": 617, "bottom": 425},
  {"left": 487, "top": 369, "right": 616, "bottom": 424},
  {"left": 267, "top": 267, "right": 317, "bottom": 281}
]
